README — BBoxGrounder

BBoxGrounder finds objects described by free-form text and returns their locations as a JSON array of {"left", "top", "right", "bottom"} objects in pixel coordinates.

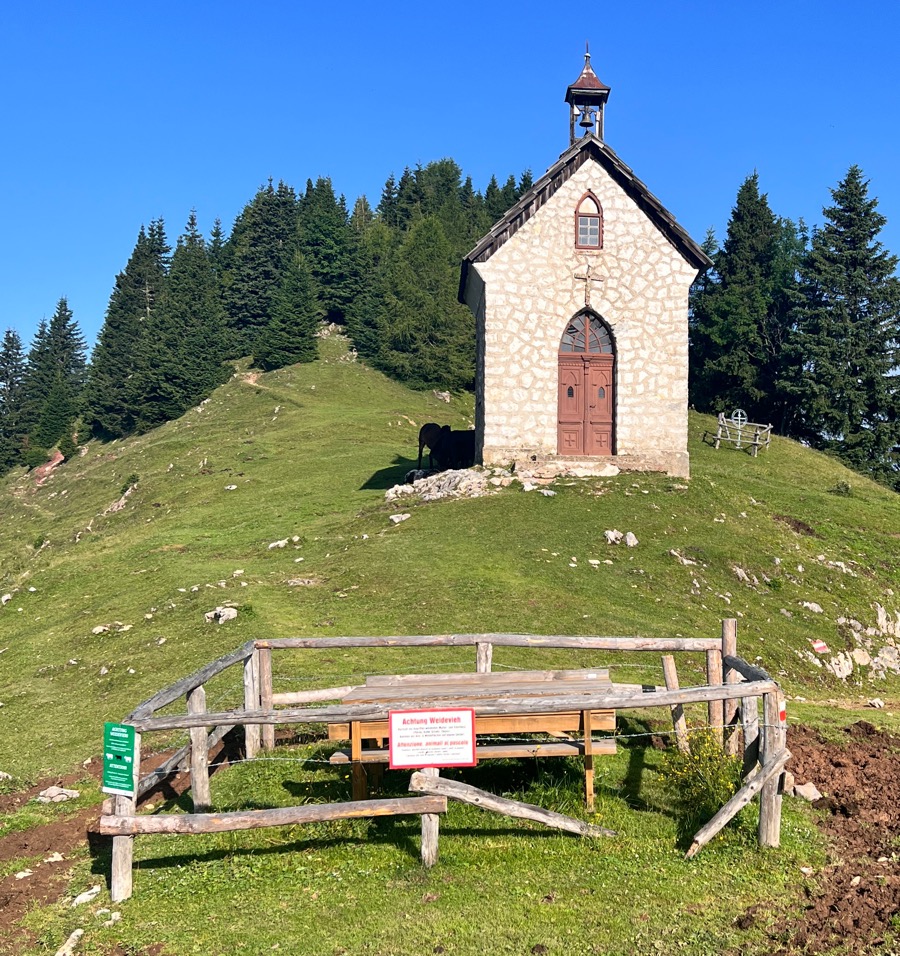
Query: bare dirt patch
[
  {"left": 771, "top": 722, "right": 900, "bottom": 953},
  {"left": 0, "top": 739, "right": 238, "bottom": 954},
  {"left": 774, "top": 514, "right": 821, "bottom": 538}
]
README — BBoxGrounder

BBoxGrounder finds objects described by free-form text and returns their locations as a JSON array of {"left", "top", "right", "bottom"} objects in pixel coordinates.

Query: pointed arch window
[
  {"left": 575, "top": 191, "right": 603, "bottom": 249},
  {"left": 559, "top": 311, "right": 614, "bottom": 354}
]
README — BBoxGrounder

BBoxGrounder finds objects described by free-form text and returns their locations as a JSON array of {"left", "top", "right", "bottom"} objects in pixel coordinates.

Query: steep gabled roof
[{"left": 459, "top": 134, "right": 712, "bottom": 302}]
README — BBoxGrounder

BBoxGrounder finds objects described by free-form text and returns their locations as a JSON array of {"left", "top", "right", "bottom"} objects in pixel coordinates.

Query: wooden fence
[
  {"left": 98, "top": 622, "right": 788, "bottom": 901},
  {"left": 704, "top": 412, "right": 773, "bottom": 457}
]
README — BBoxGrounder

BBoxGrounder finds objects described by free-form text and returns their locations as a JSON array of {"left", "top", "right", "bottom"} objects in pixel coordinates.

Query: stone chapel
[{"left": 459, "top": 51, "right": 712, "bottom": 478}]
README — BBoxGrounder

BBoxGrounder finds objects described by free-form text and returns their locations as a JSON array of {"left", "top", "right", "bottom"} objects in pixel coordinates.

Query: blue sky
[{"left": 3, "top": 0, "right": 899, "bottom": 350}]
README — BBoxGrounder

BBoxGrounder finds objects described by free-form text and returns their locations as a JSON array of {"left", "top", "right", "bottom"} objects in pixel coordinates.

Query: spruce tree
[
  {"left": 84, "top": 222, "right": 169, "bottom": 439},
  {"left": 689, "top": 173, "right": 801, "bottom": 422},
  {"left": 351, "top": 195, "right": 374, "bottom": 233},
  {"left": 23, "top": 299, "right": 86, "bottom": 449},
  {"left": 0, "top": 329, "right": 26, "bottom": 470},
  {"left": 372, "top": 216, "right": 474, "bottom": 390},
  {"left": 225, "top": 180, "right": 298, "bottom": 356},
  {"left": 132, "top": 212, "right": 228, "bottom": 430},
  {"left": 395, "top": 167, "right": 424, "bottom": 228},
  {"left": 782, "top": 166, "right": 900, "bottom": 486},
  {"left": 483, "top": 175, "right": 504, "bottom": 222},
  {"left": 254, "top": 252, "right": 319, "bottom": 371},
  {"left": 377, "top": 174, "right": 399, "bottom": 228},
  {"left": 297, "top": 178, "right": 360, "bottom": 325}
]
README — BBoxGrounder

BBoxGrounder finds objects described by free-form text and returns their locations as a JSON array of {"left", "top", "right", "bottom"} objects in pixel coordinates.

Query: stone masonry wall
[{"left": 471, "top": 161, "right": 698, "bottom": 477}]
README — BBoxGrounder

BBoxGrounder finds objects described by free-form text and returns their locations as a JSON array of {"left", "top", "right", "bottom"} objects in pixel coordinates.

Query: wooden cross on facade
[{"left": 574, "top": 261, "right": 604, "bottom": 307}]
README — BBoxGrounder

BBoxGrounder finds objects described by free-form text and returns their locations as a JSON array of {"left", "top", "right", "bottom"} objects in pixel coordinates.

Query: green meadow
[{"left": 1, "top": 333, "right": 899, "bottom": 954}]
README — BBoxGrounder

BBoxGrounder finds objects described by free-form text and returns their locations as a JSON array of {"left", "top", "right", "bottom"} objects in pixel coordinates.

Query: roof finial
[{"left": 585, "top": 41, "right": 590, "bottom": 63}]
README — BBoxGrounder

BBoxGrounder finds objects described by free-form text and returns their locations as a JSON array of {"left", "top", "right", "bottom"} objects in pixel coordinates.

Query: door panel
[
  {"left": 557, "top": 364, "right": 584, "bottom": 454},
  {"left": 586, "top": 360, "right": 613, "bottom": 455}
]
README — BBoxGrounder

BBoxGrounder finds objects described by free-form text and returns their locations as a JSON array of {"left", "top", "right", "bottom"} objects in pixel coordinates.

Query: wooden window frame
[{"left": 574, "top": 191, "right": 603, "bottom": 251}]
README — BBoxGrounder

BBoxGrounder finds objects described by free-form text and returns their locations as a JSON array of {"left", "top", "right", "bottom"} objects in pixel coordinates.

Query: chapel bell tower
[{"left": 565, "top": 45, "right": 610, "bottom": 144}]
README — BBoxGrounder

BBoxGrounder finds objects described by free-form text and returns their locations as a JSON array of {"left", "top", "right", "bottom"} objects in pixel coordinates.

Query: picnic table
[{"left": 328, "top": 668, "right": 616, "bottom": 809}]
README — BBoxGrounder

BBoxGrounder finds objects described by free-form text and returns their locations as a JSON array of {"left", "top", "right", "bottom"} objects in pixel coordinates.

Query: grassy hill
[
  {"left": 2, "top": 331, "right": 900, "bottom": 955},
  {"left": 1, "top": 331, "right": 899, "bottom": 781}
]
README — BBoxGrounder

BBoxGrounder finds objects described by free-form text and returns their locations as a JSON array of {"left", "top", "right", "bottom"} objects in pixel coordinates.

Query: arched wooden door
[{"left": 557, "top": 312, "right": 615, "bottom": 455}]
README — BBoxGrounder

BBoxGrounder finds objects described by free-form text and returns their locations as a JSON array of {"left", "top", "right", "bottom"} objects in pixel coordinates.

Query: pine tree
[
  {"left": 483, "top": 175, "right": 504, "bottom": 222},
  {"left": 225, "top": 180, "right": 298, "bottom": 356},
  {"left": 377, "top": 173, "right": 399, "bottom": 228},
  {"left": 372, "top": 216, "right": 474, "bottom": 390},
  {"left": 254, "top": 252, "right": 319, "bottom": 371},
  {"left": 351, "top": 195, "right": 374, "bottom": 233},
  {"left": 395, "top": 167, "right": 425, "bottom": 228},
  {"left": 689, "top": 173, "right": 801, "bottom": 422},
  {"left": 84, "top": 222, "right": 169, "bottom": 439},
  {"left": 782, "top": 166, "right": 900, "bottom": 486},
  {"left": 132, "top": 212, "right": 228, "bottom": 430},
  {"left": 23, "top": 299, "right": 86, "bottom": 450},
  {"left": 517, "top": 169, "right": 534, "bottom": 195},
  {"left": 0, "top": 329, "right": 26, "bottom": 470},
  {"left": 499, "top": 174, "right": 518, "bottom": 212},
  {"left": 34, "top": 370, "right": 75, "bottom": 448},
  {"left": 297, "top": 178, "right": 360, "bottom": 325}
]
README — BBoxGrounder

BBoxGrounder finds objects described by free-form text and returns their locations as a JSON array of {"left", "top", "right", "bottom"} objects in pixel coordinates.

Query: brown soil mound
[{"left": 774, "top": 722, "right": 900, "bottom": 953}]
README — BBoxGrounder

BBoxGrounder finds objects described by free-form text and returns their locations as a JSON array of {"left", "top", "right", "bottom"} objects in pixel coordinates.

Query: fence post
[
  {"left": 706, "top": 647, "right": 724, "bottom": 747},
  {"left": 661, "top": 655, "right": 689, "bottom": 753},
  {"left": 476, "top": 641, "right": 493, "bottom": 674},
  {"left": 257, "top": 645, "right": 275, "bottom": 751},
  {"left": 187, "top": 686, "right": 210, "bottom": 812},
  {"left": 721, "top": 619, "right": 739, "bottom": 754},
  {"left": 110, "top": 730, "right": 142, "bottom": 902},
  {"left": 243, "top": 650, "right": 260, "bottom": 759},
  {"left": 420, "top": 768, "right": 440, "bottom": 866},
  {"left": 758, "top": 690, "right": 786, "bottom": 848},
  {"left": 741, "top": 695, "right": 761, "bottom": 778}
]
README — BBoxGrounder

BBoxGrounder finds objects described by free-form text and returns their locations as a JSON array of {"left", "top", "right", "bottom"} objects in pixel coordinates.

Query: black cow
[
  {"left": 432, "top": 427, "right": 476, "bottom": 469},
  {"left": 417, "top": 423, "right": 443, "bottom": 470}
]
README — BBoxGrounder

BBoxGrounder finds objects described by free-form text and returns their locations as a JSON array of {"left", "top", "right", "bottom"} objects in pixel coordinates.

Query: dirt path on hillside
[
  {"left": 0, "top": 739, "right": 236, "bottom": 955},
  {"left": 2, "top": 725, "right": 899, "bottom": 955}
]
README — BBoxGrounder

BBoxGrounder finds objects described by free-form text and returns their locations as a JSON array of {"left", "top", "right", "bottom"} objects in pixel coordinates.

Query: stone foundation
[{"left": 484, "top": 451, "right": 690, "bottom": 479}]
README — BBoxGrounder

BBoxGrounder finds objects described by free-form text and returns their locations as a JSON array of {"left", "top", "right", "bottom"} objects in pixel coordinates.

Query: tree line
[
  {"left": 0, "top": 159, "right": 897, "bottom": 489},
  {"left": 690, "top": 165, "right": 900, "bottom": 489},
  {"left": 0, "top": 161, "right": 530, "bottom": 473}
]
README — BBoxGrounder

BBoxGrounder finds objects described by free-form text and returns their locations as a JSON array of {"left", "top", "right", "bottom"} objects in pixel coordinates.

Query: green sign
[{"left": 103, "top": 722, "right": 136, "bottom": 797}]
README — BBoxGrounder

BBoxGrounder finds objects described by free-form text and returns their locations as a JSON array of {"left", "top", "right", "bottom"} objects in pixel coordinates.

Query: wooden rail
[
  {"left": 125, "top": 681, "right": 778, "bottom": 733},
  {"left": 257, "top": 634, "right": 722, "bottom": 651},
  {"left": 100, "top": 796, "right": 447, "bottom": 836}
]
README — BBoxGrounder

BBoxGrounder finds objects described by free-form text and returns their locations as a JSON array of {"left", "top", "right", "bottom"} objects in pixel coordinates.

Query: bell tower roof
[{"left": 565, "top": 47, "right": 610, "bottom": 105}]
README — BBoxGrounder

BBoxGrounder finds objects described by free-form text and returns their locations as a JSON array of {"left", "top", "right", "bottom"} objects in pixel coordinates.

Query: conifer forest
[{"left": 0, "top": 159, "right": 898, "bottom": 489}]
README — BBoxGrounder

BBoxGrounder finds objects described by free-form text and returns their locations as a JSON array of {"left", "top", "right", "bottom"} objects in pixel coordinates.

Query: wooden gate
[{"left": 557, "top": 312, "right": 615, "bottom": 455}]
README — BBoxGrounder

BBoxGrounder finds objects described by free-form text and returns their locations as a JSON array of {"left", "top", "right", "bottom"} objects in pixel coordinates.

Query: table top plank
[
  {"left": 343, "top": 677, "right": 614, "bottom": 706},
  {"left": 365, "top": 668, "right": 610, "bottom": 687}
]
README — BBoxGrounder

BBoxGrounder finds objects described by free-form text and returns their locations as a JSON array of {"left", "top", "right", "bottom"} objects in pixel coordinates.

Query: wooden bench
[{"left": 327, "top": 669, "right": 617, "bottom": 809}]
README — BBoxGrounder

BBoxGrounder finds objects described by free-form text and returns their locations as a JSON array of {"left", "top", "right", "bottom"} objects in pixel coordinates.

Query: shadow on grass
[
  {"left": 119, "top": 823, "right": 570, "bottom": 873},
  {"left": 359, "top": 456, "right": 417, "bottom": 490}
]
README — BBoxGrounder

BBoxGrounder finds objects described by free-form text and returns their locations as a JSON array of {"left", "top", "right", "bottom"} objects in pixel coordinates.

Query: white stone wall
[{"left": 471, "top": 160, "right": 697, "bottom": 477}]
